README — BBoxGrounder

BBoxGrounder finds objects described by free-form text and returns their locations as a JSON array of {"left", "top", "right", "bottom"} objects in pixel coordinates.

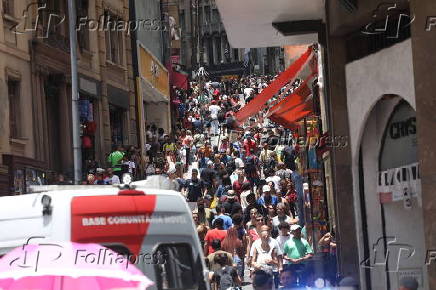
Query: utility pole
[{"left": 67, "top": 0, "right": 82, "bottom": 184}]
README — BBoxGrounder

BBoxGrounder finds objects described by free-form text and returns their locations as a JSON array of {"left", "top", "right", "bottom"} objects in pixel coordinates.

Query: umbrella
[{"left": 0, "top": 242, "right": 154, "bottom": 290}]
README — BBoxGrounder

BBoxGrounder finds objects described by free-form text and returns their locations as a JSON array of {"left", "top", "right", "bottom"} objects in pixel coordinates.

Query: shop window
[
  {"left": 77, "top": 0, "right": 89, "bottom": 51},
  {"left": 2, "top": 0, "right": 13, "bottom": 16},
  {"left": 105, "top": 11, "right": 124, "bottom": 65},
  {"left": 8, "top": 79, "right": 21, "bottom": 139},
  {"left": 79, "top": 95, "right": 96, "bottom": 164},
  {"left": 153, "top": 243, "right": 196, "bottom": 289},
  {"left": 109, "top": 104, "right": 124, "bottom": 146}
]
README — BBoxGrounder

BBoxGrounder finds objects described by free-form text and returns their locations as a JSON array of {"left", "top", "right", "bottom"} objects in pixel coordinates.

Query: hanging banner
[
  {"left": 377, "top": 162, "right": 421, "bottom": 204},
  {"left": 235, "top": 46, "right": 313, "bottom": 123}
]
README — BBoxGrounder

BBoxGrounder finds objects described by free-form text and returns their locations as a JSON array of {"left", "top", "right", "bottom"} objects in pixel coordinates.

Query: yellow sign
[{"left": 138, "top": 46, "right": 169, "bottom": 97}]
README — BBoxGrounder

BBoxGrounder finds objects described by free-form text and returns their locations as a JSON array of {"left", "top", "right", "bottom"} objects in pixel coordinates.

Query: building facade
[
  {"left": 0, "top": 0, "right": 137, "bottom": 194},
  {"left": 131, "top": 0, "right": 171, "bottom": 154},
  {"left": 327, "top": 1, "right": 435, "bottom": 289},
  {"left": 178, "top": 0, "right": 283, "bottom": 78}
]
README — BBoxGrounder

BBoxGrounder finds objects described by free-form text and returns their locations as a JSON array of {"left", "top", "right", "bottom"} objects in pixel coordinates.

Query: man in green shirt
[
  {"left": 283, "top": 224, "right": 313, "bottom": 286},
  {"left": 107, "top": 146, "right": 125, "bottom": 178}
]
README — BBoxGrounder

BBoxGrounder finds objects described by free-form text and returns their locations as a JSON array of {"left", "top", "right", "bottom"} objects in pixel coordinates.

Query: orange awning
[
  {"left": 268, "top": 75, "right": 315, "bottom": 128},
  {"left": 267, "top": 73, "right": 314, "bottom": 117},
  {"left": 235, "top": 46, "right": 314, "bottom": 123}
]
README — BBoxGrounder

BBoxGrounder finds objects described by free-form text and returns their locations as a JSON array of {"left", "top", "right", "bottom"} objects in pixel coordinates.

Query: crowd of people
[
  {"left": 47, "top": 72, "right": 422, "bottom": 290},
  {"left": 162, "top": 75, "right": 340, "bottom": 289}
]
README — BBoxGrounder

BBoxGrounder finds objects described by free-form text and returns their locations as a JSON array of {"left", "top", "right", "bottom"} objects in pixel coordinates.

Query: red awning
[
  {"left": 267, "top": 75, "right": 315, "bottom": 128},
  {"left": 235, "top": 46, "right": 314, "bottom": 123},
  {"left": 171, "top": 71, "right": 188, "bottom": 90},
  {"left": 267, "top": 73, "right": 314, "bottom": 117}
]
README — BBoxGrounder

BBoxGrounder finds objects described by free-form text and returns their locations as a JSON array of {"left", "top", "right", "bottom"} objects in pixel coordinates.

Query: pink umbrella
[{"left": 0, "top": 242, "right": 154, "bottom": 290}]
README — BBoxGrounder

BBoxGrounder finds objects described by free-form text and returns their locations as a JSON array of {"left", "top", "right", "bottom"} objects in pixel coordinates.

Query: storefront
[
  {"left": 137, "top": 44, "right": 171, "bottom": 150},
  {"left": 2, "top": 155, "right": 48, "bottom": 195},
  {"left": 346, "top": 39, "right": 428, "bottom": 289},
  {"left": 107, "top": 85, "right": 129, "bottom": 147},
  {"left": 78, "top": 75, "right": 101, "bottom": 170}
]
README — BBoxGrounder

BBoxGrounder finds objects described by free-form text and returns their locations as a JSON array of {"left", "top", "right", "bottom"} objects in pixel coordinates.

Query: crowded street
[
  {"left": 81, "top": 67, "right": 344, "bottom": 289},
  {"left": 0, "top": 0, "right": 434, "bottom": 290}
]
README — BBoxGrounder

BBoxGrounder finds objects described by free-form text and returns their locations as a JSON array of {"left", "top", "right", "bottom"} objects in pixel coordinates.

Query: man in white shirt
[
  {"left": 275, "top": 221, "right": 291, "bottom": 270},
  {"left": 106, "top": 168, "right": 120, "bottom": 185},
  {"left": 208, "top": 100, "right": 221, "bottom": 135}
]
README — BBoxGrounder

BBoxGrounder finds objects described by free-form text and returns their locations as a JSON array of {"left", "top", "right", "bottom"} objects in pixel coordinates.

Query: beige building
[{"left": 0, "top": 0, "right": 137, "bottom": 194}]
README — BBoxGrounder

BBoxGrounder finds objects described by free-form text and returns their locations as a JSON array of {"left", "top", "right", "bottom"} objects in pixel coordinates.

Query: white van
[{"left": 0, "top": 183, "right": 209, "bottom": 290}]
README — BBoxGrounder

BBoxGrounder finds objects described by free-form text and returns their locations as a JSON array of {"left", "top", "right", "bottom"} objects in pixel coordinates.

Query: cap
[
  {"left": 227, "top": 190, "right": 236, "bottom": 196},
  {"left": 262, "top": 185, "right": 271, "bottom": 192},
  {"left": 207, "top": 160, "right": 214, "bottom": 166},
  {"left": 96, "top": 168, "right": 105, "bottom": 174},
  {"left": 290, "top": 224, "right": 302, "bottom": 231}
]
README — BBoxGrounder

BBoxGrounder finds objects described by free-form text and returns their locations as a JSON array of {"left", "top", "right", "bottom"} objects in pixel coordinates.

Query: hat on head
[
  {"left": 262, "top": 185, "right": 271, "bottom": 192},
  {"left": 96, "top": 168, "right": 105, "bottom": 174},
  {"left": 290, "top": 224, "right": 302, "bottom": 231},
  {"left": 227, "top": 190, "right": 236, "bottom": 196},
  {"left": 207, "top": 160, "right": 214, "bottom": 166}
]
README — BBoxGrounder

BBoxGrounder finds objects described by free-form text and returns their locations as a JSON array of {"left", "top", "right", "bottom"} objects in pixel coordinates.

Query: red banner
[{"left": 235, "top": 46, "right": 313, "bottom": 123}]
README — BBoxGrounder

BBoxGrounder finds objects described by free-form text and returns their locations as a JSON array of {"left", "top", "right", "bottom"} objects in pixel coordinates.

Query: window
[
  {"left": 77, "top": 0, "right": 89, "bottom": 51},
  {"left": 105, "top": 11, "right": 124, "bottom": 65},
  {"left": 215, "top": 37, "right": 221, "bottom": 63},
  {"left": 154, "top": 243, "right": 196, "bottom": 289},
  {"left": 233, "top": 49, "right": 239, "bottom": 61},
  {"left": 2, "top": 0, "right": 13, "bottom": 16},
  {"left": 8, "top": 79, "right": 20, "bottom": 139},
  {"left": 204, "top": 6, "right": 210, "bottom": 24},
  {"left": 38, "top": 0, "right": 62, "bottom": 35}
]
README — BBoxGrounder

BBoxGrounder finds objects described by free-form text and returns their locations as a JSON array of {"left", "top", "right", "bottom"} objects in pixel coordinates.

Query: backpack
[{"left": 215, "top": 266, "right": 237, "bottom": 290}]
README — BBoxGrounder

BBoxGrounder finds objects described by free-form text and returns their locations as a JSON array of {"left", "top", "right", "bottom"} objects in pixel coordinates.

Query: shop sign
[
  {"left": 138, "top": 45, "right": 169, "bottom": 98},
  {"left": 377, "top": 162, "right": 421, "bottom": 205},
  {"left": 79, "top": 77, "right": 98, "bottom": 97},
  {"left": 378, "top": 103, "right": 420, "bottom": 207}
]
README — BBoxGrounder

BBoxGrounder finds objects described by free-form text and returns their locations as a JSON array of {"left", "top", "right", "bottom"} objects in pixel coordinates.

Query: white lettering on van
[
  {"left": 82, "top": 217, "right": 107, "bottom": 226},
  {"left": 80, "top": 215, "right": 188, "bottom": 226}
]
